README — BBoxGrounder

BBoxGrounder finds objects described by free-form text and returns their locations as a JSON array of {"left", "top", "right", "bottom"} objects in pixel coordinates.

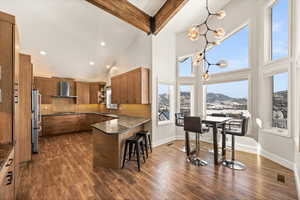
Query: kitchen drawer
[{"left": 42, "top": 115, "right": 81, "bottom": 136}]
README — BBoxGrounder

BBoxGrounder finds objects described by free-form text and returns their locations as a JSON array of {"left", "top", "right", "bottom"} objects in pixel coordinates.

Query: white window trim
[
  {"left": 261, "top": 70, "right": 290, "bottom": 137},
  {"left": 177, "top": 84, "right": 195, "bottom": 116},
  {"left": 157, "top": 81, "right": 175, "bottom": 126},
  {"left": 263, "top": 0, "right": 292, "bottom": 65}
]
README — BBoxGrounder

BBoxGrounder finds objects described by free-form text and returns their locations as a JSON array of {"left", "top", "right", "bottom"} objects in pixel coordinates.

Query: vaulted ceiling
[{"left": 0, "top": 0, "right": 231, "bottom": 81}]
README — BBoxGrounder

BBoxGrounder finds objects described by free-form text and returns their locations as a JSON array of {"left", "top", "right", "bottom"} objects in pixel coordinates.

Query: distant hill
[{"left": 206, "top": 93, "right": 247, "bottom": 104}]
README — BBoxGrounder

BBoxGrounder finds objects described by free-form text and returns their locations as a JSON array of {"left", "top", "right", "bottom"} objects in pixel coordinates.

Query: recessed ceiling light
[
  {"left": 100, "top": 41, "right": 106, "bottom": 47},
  {"left": 106, "top": 65, "right": 111, "bottom": 69},
  {"left": 89, "top": 61, "right": 95, "bottom": 66},
  {"left": 40, "top": 51, "right": 47, "bottom": 55}
]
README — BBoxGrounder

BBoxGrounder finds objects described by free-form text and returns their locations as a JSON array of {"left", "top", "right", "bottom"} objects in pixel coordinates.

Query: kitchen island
[{"left": 91, "top": 115, "right": 151, "bottom": 169}]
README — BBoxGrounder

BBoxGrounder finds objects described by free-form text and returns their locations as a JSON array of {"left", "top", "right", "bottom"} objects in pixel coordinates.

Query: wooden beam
[
  {"left": 86, "top": 0, "right": 151, "bottom": 34},
  {"left": 153, "top": 0, "right": 189, "bottom": 34}
]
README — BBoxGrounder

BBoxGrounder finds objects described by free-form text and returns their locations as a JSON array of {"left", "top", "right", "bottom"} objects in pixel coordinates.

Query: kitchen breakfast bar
[{"left": 91, "top": 115, "right": 151, "bottom": 170}]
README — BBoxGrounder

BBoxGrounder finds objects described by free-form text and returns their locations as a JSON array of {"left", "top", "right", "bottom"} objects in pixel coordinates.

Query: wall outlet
[{"left": 277, "top": 174, "right": 285, "bottom": 183}]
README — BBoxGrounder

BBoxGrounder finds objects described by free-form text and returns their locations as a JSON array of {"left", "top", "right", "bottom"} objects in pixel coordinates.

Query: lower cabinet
[
  {"left": 42, "top": 114, "right": 113, "bottom": 136},
  {"left": 0, "top": 149, "right": 15, "bottom": 200}
]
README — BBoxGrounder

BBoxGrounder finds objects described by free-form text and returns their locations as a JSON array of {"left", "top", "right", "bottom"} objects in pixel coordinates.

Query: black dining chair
[
  {"left": 184, "top": 116, "right": 208, "bottom": 166},
  {"left": 222, "top": 117, "right": 249, "bottom": 170}
]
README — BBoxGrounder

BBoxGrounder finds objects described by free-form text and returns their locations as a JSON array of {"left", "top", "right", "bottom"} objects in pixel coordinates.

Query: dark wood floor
[{"left": 17, "top": 132, "right": 298, "bottom": 200}]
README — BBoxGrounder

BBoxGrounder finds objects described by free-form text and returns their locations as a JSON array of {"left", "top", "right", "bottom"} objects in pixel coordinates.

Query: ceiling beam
[
  {"left": 153, "top": 0, "right": 189, "bottom": 35},
  {"left": 86, "top": 0, "right": 189, "bottom": 35},
  {"left": 86, "top": 0, "right": 152, "bottom": 34}
]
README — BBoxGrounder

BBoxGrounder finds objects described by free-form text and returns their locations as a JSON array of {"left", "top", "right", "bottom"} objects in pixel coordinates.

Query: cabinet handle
[
  {"left": 6, "top": 171, "right": 13, "bottom": 185},
  {"left": 5, "top": 158, "right": 13, "bottom": 167}
]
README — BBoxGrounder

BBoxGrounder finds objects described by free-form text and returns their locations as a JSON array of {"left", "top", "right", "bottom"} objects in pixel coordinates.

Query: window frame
[
  {"left": 264, "top": 0, "right": 291, "bottom": 65},
  {"left": 177, "top": 84, "right": 195, "bottom": 116},
  {"left": 205, "top": 24, "right": 250, "bottom": 75},
  {"left": 202, "top": 78, "right": 251, "bottom": 118},
  {"left": 177, "top": 55, "right": 195, "bottom": 78},
  {"left": 157, "top": 82, "right": 175, "bottom": 126}
]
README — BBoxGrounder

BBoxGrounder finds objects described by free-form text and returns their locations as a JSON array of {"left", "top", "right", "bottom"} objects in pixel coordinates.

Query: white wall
[{"left": 151, "top": 29, "right": 177, "bottom": 147}]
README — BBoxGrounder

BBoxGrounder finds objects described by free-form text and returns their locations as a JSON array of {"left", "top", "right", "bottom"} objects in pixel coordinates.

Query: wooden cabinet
[
  {"left": 111, "top": 67, "right": 149, "bottom": 104},
  {"left": 34, "top": 77, "right": 56, "bottom": 104},
  {"left": 0, "top": 149, "right": 15, "bottom": 200},
  {"left": 0, "top": 11, "right": 15, "bottom": 145},
  {"left": 89, "top": 83, "right": 99, "bottom": 104},
  {"left": 42, "top": 114, "right": 114, "bottom": 136},
  {"left": 16, "top": 54, "right": 32, "bottom": 164},
  {"left": 42, "top": 115, "right": 81, "bottom": 136},
  {"left": 76, "top": 82, "right": 90, "bottom": 104}
]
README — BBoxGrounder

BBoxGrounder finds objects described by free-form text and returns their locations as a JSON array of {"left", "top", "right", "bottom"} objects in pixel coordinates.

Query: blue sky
[{"left": 178, "top": 0, "right": 288, "bottom": 98}]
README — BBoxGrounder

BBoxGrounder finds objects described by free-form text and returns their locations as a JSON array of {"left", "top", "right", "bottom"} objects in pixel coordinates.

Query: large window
[
  {"left": 272, "top": 72, "right": 288, "bottom": 129},
  {"left": 179, "top": 85, "right": 194, "bottom": 116},
  {"left": 158, "top": 84, "right": 171, "bottom": 122},
  {"left": 206, "top": 26, "right": 249, "bottom": 74},
  {"left": 178, "top": 57, "right": 193, "bottom": 77},
  {"left": 271, "top": 0, "right": 289, "bottom": 60},
  {"left": 206, "top": 80, "right": 248, "bottom": 116}
]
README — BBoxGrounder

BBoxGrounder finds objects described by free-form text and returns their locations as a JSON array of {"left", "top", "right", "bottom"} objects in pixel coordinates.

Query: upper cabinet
[
  {"left": 76, "top": 82, "right": 90, "bottom": 104},
  {"left": 0, "top": 11, "right": 17, "bottom": 144},
  {"left": 33, "top": 77, "right": 56, "bottom": 104},
  {"left": 89, "top": 82, "right": 106, "bottom": 104},
  {"left": 111, "top": 67, "right": 149, "bottom": 104}
]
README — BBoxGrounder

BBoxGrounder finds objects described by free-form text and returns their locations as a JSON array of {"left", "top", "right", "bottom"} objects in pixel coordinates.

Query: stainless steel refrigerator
[{"left": 32, "top": 90, "right": 41, "bottom": 153}]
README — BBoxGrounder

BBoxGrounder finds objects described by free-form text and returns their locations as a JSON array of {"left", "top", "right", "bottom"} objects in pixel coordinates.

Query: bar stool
[
  {"left": 122, "top": 135, "right": 146, "bottom": 171},
  {"left": 222, "top": 117, "right": 249, "bottom": 170},
  {"left": 184, "top": 116, "right": 207, "bottom": 166},
  {"left": 136, "top": 131, "right": 152, "bottom": 158}
]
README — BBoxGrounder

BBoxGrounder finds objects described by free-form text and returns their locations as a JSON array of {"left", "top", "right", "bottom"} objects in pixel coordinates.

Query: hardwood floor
[{"left": 17, "top": 132, "right": 298, "bottom": 200}]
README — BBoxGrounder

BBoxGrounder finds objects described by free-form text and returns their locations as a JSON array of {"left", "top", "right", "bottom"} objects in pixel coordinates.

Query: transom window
[
  {"left": 271, "top": 0, "right": 289, "bottom": 60},
  {"left": 206, "top": 26, "right": 249, "bottom": 74},
  {"left": 178, "top": 57, "right": 194, "bottom": 77}
]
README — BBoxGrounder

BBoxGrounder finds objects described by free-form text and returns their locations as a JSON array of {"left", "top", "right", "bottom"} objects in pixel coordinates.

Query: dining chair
[
  {"left": 184, "top": 116, "right": 208, "bottom": 166},
  {"left": 222, "top": 117, "right": 249, "bottom": 170}
]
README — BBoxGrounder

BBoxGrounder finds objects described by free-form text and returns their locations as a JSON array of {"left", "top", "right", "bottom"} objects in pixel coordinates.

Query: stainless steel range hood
[{"left": 52, "top": 81, "right": 77, "bottom": 98}]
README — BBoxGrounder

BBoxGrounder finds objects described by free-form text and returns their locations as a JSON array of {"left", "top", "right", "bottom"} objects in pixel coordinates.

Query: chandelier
[{"left": 187, "top": 0, "right": 228, "bottom": 81}]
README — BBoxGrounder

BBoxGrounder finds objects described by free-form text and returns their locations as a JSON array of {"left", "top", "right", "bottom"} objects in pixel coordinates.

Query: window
[
  {"left": 271, "top": 0, "right": 289, "bottom": 60},
  {"left": 272, "top": 72, "right": 288, "bottom": 129},
  {"left": 206, "top": 26, "right": 249, "bottom": 74},
  {"left": 158, "top": 84, "right": 171, "bottom": 122},
  {"left": 178, "top": 57, "right": 193, "bottom": 77},
  {"left": 206, "top": 80, "right": 248, "bottom": 116},
  {"left": 179, "top": 85, "right": 194, "bottom": 116}
]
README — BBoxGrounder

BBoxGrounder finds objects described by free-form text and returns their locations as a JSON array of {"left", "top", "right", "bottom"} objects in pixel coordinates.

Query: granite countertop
[
  {"left": 0, "top": 144, "right": 13, "bottom": 170},
  {"left": 42, "top": 112, "right": 118, "bottom": 118},
  {"left": 91, "top": 115, "right": 151, "bottom": 135}
]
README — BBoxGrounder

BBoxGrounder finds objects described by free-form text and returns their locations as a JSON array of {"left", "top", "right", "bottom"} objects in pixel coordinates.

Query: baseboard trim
[
  {"left": 259, "top": 148, "right": 294, "bottom": 170},
  {"left": 294, "top": 164, "right": 300, "bottom": 199},
  {"left": 153, "top": 136, "right": 176, "bottom": 148}
]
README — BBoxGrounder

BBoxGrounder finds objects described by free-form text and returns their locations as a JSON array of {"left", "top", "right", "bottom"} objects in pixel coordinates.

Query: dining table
[{"left": 182, "top": 116, "right": 232, "bottom": 165}]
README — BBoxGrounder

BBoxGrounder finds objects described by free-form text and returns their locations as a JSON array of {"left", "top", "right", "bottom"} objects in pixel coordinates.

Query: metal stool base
[
  {"left": 189, "top": 156, "right": 208, "bottom": 166},
  {"left": 222, "top": 160, "right": 246, "bottom": 170}
]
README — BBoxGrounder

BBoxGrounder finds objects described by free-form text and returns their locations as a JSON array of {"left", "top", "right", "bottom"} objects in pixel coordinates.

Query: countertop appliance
[{"left": 32, "top": 90, "right": 41, "bottom": 153}]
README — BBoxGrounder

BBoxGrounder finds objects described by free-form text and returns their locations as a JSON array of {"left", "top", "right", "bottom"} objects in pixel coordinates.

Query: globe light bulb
[
  {"left": 216, "top": 10, "right": 226, "bottom": 20},
  {"left": 211, "top": 40, "right": 220, "bottom": 46},
  {"left": 201, "top": 72, "right": 210, "bottom": 81},
  {"left": 193, "top": 52, "right": 204, "bottom": 66},
  {"left": 187, "top": 26, "right": 200, "bottom": 41},
  {"left": 217, "top": 60, "right": 228, "bottom": 68},
  {"left": 213, "top": 28, "right": 225, "bottom": 38}
]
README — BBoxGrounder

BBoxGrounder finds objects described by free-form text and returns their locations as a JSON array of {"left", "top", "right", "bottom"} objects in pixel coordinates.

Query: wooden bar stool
[
  {"left": 122, "top": 135, "right": 146, "bottom": 171},
  {"left": 136, "top": 131, "right": 152, "bottom": 158}
]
